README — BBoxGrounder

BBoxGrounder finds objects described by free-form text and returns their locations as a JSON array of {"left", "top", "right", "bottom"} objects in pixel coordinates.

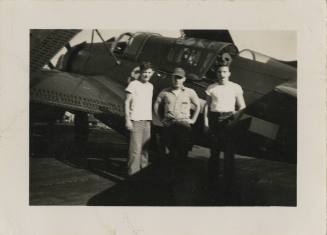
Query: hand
[
  {"left": 231, "top": 111, "right": 241, "bottom": 121},
  {"left": 187, "top": 119, "right": 196, "bottom": 125},
  {"left": 125, "top": 119, "right": 133, "bottom": 131},
  {"left": 204, "top": 124, "right": 209, "bottom": 133}
]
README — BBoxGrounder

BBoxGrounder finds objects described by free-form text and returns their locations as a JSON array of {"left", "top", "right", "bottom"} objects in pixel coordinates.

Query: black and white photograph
[
  {"left": 0, "top": 1, "right": 326, "bottom": 234},
  {"left": 30, "top": 29, "right": 297, "bottom": 206}
]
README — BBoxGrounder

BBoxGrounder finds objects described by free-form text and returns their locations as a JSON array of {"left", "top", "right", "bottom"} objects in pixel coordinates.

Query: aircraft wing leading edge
[{"left": 30, "top": 70, "right": 125, "bottom": 116}]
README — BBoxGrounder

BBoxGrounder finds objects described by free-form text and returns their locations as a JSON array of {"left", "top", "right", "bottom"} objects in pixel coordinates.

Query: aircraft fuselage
[{"left": 30, "top": 32, "right": 297, "bottom": 162}]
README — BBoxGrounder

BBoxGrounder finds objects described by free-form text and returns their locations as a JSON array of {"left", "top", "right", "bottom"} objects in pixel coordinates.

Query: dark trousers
[
  {"left": 208, "top": 112, "right": 235, "bottom": 184},
  {"left": 163, "top": 121, "right": 192, "bottom": 164},
  {"left": 162, "top": 121, "right": 192, "bottom": 182}
]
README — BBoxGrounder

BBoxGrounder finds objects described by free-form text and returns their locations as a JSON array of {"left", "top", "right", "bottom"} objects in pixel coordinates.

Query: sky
[{"left": 52, "top": 30, "right": 296, "bottom": 64}]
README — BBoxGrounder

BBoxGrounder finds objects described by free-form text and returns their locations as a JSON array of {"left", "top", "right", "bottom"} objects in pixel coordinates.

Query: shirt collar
[{"left": 168, "top": 86, "right": 186, "bottom": 92}]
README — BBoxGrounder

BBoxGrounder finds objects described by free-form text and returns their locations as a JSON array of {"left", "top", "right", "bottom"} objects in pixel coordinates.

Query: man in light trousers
[{"left": 125, "top": 62, "right": 154, "bottom": 176}]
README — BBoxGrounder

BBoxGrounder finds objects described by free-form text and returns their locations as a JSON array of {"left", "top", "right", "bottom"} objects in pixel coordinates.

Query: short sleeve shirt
[
  {"left": 125, "top": 80, "right": 153, "bottom": 121},
  {"left": 205, "top": 81, "right": 243, "bottom": 112},
  {"left": 156, "top": 87, "right": 199, "bottom": 122}
]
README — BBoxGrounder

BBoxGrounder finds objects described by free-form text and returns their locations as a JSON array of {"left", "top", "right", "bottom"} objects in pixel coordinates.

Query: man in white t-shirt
[
  {"left": 203, "top": 63, "right": 246, "bottom": 186},
  {"left": 125, "top": 62, "right": 154, "bottom": 176}
]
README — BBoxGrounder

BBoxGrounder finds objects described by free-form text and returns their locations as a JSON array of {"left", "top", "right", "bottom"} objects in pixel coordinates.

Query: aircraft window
[
  {"left": 238, "top": 49, "right": 271, "bottom": 63},
  {"left": 168, "top": 47, "right": 202, "bottom": 67},
  {"left": 182, "top": 48, "right": 201, "bottom": 66},
  {"left": 112, "top": 33, "right": 133, "bottom": 54}
]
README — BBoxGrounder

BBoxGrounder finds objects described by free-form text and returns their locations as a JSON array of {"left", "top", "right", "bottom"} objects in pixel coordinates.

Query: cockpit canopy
[
  {"left": 166, "top": 37, "right": 238, "bottom": 80},
  {"left": 111, "top": 32, "right": 239, "bottom": 80}
]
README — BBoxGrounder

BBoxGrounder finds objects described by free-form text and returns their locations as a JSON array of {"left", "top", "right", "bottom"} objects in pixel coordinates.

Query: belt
[
  {"left": 209, "top": 111, "right": 234, "bottom": 121},
  {"left": 209, "top": 111, "right": 233, "bottom": 116},
  {"left": 163, "top": 118, "right": 190, "bottom": 126}
]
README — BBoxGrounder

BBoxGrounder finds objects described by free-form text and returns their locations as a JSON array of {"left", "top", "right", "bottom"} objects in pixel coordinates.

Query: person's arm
[
  {"left": 233, "top": 88, "right": 246, "bottom": 120},
  {"left": 124, "top": 92, "right": 134, "bottom": 130},
  {"left": 235, "top": 92, "right": 246, "bottom": 111},
  {"left": 203, "top": 95, "right": 211, "bottom": 132},
  {"left": 153, "top": 92, "right": 163, "bottom": 122},
  {"left": 189, "top": 91, "right": 201, "bottom": 124}
]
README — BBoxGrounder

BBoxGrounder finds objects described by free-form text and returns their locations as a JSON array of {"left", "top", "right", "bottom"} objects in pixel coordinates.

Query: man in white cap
[{"left": 154, "top": 67, "right": 200, "bottom": 166}]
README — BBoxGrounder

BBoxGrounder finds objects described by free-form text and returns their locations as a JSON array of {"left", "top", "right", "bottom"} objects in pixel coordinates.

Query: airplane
[{"left": 30, "top": 29, "right": 297, "bottom": 167}]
